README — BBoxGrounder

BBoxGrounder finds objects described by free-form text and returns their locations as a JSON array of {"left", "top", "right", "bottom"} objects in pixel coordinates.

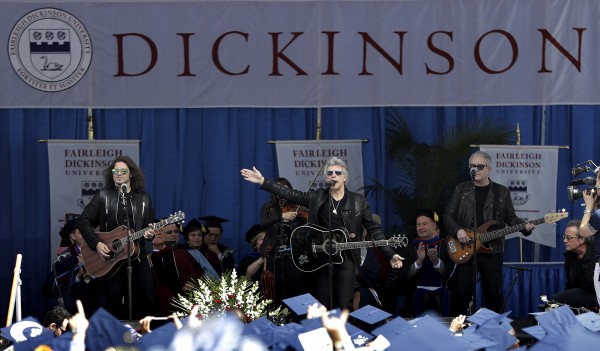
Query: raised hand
[{"left": 240, "top": 166, "right": 264, "bottom": 185}]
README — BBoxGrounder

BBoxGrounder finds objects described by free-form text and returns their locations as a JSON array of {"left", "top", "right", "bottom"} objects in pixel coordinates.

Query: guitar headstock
[
  {"left": 544, "top": 209, "right": 568, "bottom": 224},
  {"left": 389, "top": 234, "right": 409, "bottom": 248},
  {"left": 156, "top": 211, "right": 186, "bottom": 229}
]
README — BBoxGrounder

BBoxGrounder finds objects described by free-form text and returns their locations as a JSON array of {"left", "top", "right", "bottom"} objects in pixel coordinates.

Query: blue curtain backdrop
[{"left": 1, "top": 106, "right": 599, "bottom": 320}]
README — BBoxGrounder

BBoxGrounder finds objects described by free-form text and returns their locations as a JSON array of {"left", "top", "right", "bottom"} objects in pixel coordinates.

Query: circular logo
[{"left": 8, "top": 8, "right": 92, "bottom": 92}]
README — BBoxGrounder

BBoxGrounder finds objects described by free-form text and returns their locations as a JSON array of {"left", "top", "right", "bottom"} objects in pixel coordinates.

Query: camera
[
  {"left": 567, "top": 185, "right": 597, "bottom": 202},
  {"left": 567, "top": 160, "right": 598, "bottom": 202}
]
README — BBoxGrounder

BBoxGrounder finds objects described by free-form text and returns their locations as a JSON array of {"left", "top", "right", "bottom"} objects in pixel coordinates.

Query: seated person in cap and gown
[
  {"left": 259, "top": 177, "right": 309, "bottom": 305},
  {"left": 151, "top": 223, "right": 204, "bottom": 316},
  {"left": 198, "top": 215, "right": 236, "bottom": 276},
  {"left": 42, "top": 218, "right": 100, "bottom": 315},
  {"left": 236, "top": 224, "right": 267, "bottom": 283},
  {"left": 551, "top": 219, "right": 598, "bottom": 309},
  {"left": 178, "top": 218, "right": 219, "bottom": 280},
  {"left": 404, "top": 209, "right": 450, "bottom": 317}
]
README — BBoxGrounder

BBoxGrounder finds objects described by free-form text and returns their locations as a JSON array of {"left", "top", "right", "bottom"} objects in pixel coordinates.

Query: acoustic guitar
[
  {"left": 290, "top": 223, "right": 408, "bottom": 272},
  {"left": 81, "top": 211, "right": 185, "bottom": 278},
  {"left": 446, "top": 210, "right": 568, "bottom": 264}
]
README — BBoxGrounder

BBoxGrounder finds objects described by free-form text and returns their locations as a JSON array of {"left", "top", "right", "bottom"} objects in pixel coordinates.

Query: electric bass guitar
[
  {"left": 446, "top": 210, "right": 568, "bottom": 264},
  {"left": 81, "top": 211, "right": 185, "bottom": 278},
  {"left": 290, "top": 223, "right": 408, "bottom": 272}
]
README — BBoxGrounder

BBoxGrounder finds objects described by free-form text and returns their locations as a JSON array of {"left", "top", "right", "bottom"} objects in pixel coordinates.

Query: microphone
[
  {"left": 570, "top": 176, "right": 596, "bottom": 186},
  {"left": 470, "top": 167, "right": 477, "bottom": 179},
  {"left": 326, "top": 180, "right": 337, "bottom": 187},
  {"left": 120, "top": 183, "right": 128, "bottom": 193},
  {"left": 506, "top": 265, "right": 532, "bottom": 272}
]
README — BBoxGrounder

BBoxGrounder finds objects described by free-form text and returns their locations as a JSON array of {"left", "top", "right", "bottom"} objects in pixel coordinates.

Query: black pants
[
  {"left": 551, "top": 288, "right": 599, "bottom": 308},
  {"left": 101, "top": 256, "right": 155, "bottom": 320},
  {"left": 313, "top": 259, "right": 356, "bottom": 310},
  {"left": 448, "top": 253, "right": 503, "bottom": 316}
]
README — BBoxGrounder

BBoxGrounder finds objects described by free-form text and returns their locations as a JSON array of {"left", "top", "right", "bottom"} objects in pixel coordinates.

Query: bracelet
[{"left": 584, "top": 209, "right": 592, "bottom": 214}]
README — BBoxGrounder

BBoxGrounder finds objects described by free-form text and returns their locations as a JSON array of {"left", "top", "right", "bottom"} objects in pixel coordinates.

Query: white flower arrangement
[{"left": 172, "top": 269, "right": 285, "bottom": 322}]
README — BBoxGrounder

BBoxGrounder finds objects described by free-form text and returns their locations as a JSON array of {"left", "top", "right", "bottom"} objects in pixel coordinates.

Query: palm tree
[{"left": 364, "top": 108, "right": 515, "bottom": 236}]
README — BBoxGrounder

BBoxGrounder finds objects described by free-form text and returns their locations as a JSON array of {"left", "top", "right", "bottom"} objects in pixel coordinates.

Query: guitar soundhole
[
  {"left": 111, "top": 240, "right": 122, "bottom": 253},
  {"left": 322, "top": 240, "right": 336, "bottom": 255}
]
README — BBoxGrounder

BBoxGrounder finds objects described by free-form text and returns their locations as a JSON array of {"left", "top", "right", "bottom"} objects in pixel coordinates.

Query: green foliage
[{"left": 364, "top": 108, "right": 515, "bottom": 236}]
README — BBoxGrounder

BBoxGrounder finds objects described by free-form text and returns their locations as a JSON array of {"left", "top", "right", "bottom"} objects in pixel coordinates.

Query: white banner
[
  {"left": 479, "top": 145, "right": 559, "bottom": 248},
  {"left": 275, "top": 140, "right": 364, "bottom": 193},
  {"left": 47, "top": 140, "right": 139, "bottom": 259},
  {"left": 2, "top": 0, "right": 600, "bottom": 107}
]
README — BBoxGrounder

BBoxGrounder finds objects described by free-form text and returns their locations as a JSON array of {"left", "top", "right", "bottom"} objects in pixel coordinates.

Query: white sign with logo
[
  {"left": 479, "top": 145, "right": 559, "bottom": 248},
  {"left": 3, "top": 1, "right": 600, "bottom": 107},
  {"left": 275, "top": 140, "right": 364, "bottom": 193},
  {"left": 8, "top": 8, "right": 92, "bottom": 93},
  {"left": 47, "top": 141, "right": 139, "bottom": 259}
]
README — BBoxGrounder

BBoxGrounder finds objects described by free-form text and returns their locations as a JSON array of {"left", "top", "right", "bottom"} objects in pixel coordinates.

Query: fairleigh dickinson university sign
[{"left": 2, "top": 0, "right": 598, "bottom": 108}]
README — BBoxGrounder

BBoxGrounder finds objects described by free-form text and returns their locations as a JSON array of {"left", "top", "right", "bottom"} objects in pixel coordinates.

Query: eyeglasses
[
  {"left": 563, "top": 235, "right": 579, "bottom": 241},
  {"left": 164, "top": 230, "right": 179, "bottom": 235},
  {"left": 112, "top": 168, "right": 129, "bottom": 175},
  {"left": 188, "top": 233, "right": 203, "bottom": 238},
  {"left": 326, "top": 170, "right": 343, "bottom": 176},
  {"left": 469, "top": 164, "right": 486, "bottom": 170}
]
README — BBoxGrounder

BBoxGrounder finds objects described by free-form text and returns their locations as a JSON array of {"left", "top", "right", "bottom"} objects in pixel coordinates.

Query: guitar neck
[
  {"left": 118, "top": 226, "right": 150, "bottom": 247},
  {"left": 479, "top": 217, "right": 545, "bottom": 243},
  {"left": 336, "top": 239, "right": 391, "bottom": 251}
]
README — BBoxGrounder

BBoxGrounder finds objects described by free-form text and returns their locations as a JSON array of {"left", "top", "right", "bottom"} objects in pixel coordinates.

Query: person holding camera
[{"left": 578, "top": 169, "right": 600, "bottom": 306}]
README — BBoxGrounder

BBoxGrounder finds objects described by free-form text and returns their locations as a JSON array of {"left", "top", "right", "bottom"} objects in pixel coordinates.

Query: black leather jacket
[
  {"left": 261, "top": 179, "right": 396, "bottom": 265},
  {"left": 78, "top": 187, "right": 154, "bottom": 255},
  {"left": 444, "top": 180, "right": 527, "bottom": 254}
]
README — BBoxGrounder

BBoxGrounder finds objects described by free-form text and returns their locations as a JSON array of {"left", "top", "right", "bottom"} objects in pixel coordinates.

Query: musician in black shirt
[{"left": 241, "top": 157, "right": 404, "bottom": 310}]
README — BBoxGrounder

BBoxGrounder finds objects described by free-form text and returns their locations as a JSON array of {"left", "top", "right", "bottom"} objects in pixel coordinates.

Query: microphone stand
[
  {"left": 469, "top": 169, "right": 478, "bottom": 316},
  {"left": 121, "top": 185, "right": 133, "bottom": 321},
  {"left": 327, "top": 182, "right": 334, "bottom": 310}
]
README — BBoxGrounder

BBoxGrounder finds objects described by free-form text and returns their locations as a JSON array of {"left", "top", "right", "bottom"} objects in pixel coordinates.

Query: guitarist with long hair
[
  {"left": 444, "top": 151, "right": 535, "bottom": 316},
  {"left": 241, "top": 157, "right": 404, "bottom": 310},
  {"left": 77, "top": 155, "right": 156, "bottom": 319}
]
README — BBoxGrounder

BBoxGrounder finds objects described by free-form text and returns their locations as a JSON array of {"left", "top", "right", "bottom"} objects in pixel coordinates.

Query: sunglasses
[
  {"left": 326, "top": 170, "right": 343, "bottom": 176},
  {"left": 562, "top": 235, "right": 579, "bottom": 241},
  {"left": 112, "top": 168, "right": 129, "bottom": 175},
  {"left": 469, "top": 164, "right": 486, "bottom": 170}
]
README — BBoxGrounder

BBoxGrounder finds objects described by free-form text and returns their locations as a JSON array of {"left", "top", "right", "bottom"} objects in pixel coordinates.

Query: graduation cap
[
  {"left": 415, "top": 208, "right": 440, "bottom": 223},
  {"left": 1, "top": 316, "right": 48, "bottom": 344},
  {"left": 565, "top": 328, "right": 600, "bottom": 351},
  {"left": 521, "top": 306, "right": 585, "bottom": 350},
  {"left": 371, "top": 316, "right": 411, "bottom": 341},
  {"left": 138, "top": 319, "right": 178, "bottom": 349},
  {"left": 245, "top": 224, "right": 265, "bottom": 243},
  {"left": 59, "top": 218, "right": 79, "bottom": 247},
  {"left": 349, "top": 304, "right": 392, "bottom": 332},
  {"left": 200, "top": 215, "right": 229, "bottom": 230},
  {"left": 384, "top": 315, "right": 468, "bottom": 350},
  {"left": 182, "top": 218, "right": 206, "bottom": 237},
  {"left": 467, "top": 308, "right": 512, "bottom": 329},
  {"left": 85, "top": 308, "right": 135, "bottom": 350},
  {"left": 576, "top": 312, "right": 600, "bottom": 332},
  {"left": 300, "top": 309, "right": 374, "bottom": 347},
  {"left": 282, "top": 293, "right": 322, "bottom": 319}
]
